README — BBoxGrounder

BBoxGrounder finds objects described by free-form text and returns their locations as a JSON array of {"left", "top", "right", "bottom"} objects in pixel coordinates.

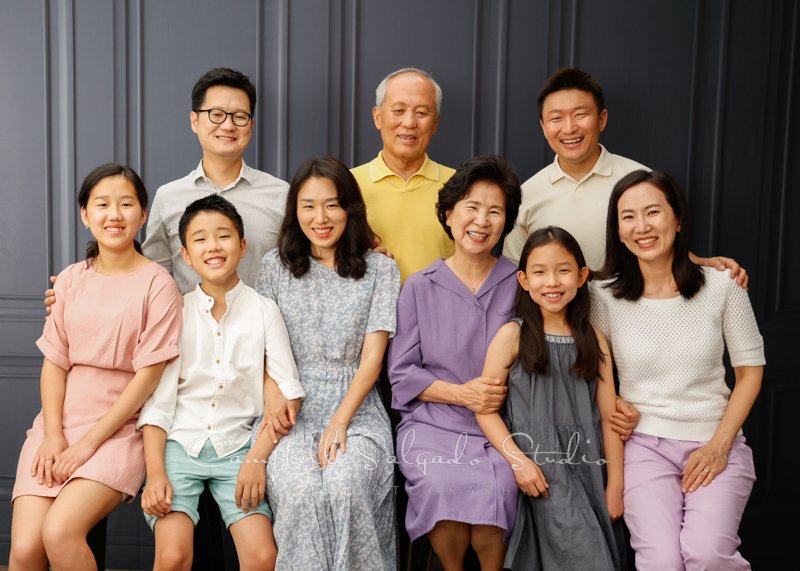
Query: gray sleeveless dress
[{"left": 503, "top": 328, "right": 620, "bottom": 571}]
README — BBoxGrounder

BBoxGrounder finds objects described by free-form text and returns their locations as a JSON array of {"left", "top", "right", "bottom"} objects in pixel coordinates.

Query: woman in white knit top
[{"left": 590, "top": 169, "right": 764, "bottom": 571}]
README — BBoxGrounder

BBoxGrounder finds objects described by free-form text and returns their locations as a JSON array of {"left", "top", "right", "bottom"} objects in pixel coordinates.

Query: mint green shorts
[{"left": 144, "top": 439, "right": 272, "bottom": 530}]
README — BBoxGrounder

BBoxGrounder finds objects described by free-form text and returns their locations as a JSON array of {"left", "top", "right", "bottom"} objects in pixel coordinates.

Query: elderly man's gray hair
[{"left": 375, "top": 68, "right": 442, "bottom": 115}]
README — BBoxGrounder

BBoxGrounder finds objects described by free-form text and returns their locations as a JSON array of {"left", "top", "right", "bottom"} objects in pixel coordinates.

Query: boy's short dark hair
[
  {"left": 191, "top": 67, "right": 257, "bottom": 115},
  {"left": 178, "top": 194, "right": 245, "bottom": 248},
  {"left": 536, "top": 68, "right": 605, "bottom": 118}
]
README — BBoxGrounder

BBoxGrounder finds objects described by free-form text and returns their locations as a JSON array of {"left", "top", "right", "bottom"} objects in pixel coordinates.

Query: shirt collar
[
  {"left": 191, "top": 160, "right": 254, "bottom": 189},
  {"left": 369, "top": 152, "right": 440, "bottom": 183},
  {"left": 194, "top": 278, "right": 246, "bottom": 308},
  {"left": 547, "top": 144, "right": 612, "bottom": 184}
]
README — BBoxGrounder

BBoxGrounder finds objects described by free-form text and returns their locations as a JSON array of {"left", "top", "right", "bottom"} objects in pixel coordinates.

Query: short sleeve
[
  {"left": 255, "top": 249, "right": 280, "bottom": 302},
  {"left": 722, "top": 277, "right": 765, "bottom": 367},
  {"left": 589, "top": 281, "right": 612, "bottom": 342},
  {"left": 141, "top": 191, "right": 173, "bottom": 274},
  {"left": 366, "top": 255, "right": 400, "bottom": 337},
  {"left": 388, "top": 277, "right": 439, "bottom": 411},
  {"left": 35, "top": 265, "right": 74, "bottom": 370},
  {"left": 131, "top": 269, "right": 182, "bottom": 371},
  {"left": 501, "top": 207, "right": 528, "bottom": 265}
]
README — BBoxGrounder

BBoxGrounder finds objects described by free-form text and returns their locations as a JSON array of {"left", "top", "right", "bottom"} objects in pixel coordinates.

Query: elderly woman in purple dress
[{"left": 389, "top": 155, "right": 522, "bottom": 569}]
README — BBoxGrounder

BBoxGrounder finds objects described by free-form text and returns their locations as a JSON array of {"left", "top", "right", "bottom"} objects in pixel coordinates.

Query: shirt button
[
  {"left": 218, "top": 384, "right": 224, "bottom": 390},
  {"left": 216, "top": 359, "right": 220, "bottom": 364},
  {"left": 207, "top": 424, "right": 212, "bottom": 430},
  {"left": 217, "top": 332, "right": 221, "bottom": 336},
  {"left": 211, "top": 402, "right": 216, "bottom": 408},
  {"left": 205, "top": 309, "right": 209, "bottom": 314}
]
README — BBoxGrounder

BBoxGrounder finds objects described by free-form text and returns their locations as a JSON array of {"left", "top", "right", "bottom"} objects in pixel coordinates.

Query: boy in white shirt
[{"left": 138, "top": 194, "right": 303, "bottom": 570}]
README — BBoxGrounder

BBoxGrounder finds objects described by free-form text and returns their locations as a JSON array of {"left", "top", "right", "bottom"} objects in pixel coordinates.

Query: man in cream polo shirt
[
  {"left": 352, "top": 68, "right": 455, "bottom": 283},
  {"left": 503, "top": 67, "right": 645, "bottom": 270}
]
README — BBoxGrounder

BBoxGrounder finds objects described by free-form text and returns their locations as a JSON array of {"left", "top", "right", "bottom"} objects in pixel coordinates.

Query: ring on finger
[{"left": 702, "top": 468, "right": 710, "bottom": 473}]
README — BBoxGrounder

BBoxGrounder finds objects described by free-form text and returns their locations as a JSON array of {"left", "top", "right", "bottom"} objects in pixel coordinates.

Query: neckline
[{"left": 88, "top": 259, "right": 155, "bottom": 277}]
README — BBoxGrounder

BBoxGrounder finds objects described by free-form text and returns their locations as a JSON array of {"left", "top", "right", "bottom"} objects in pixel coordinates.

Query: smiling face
[
  {"left": 80, "top": 175, "right": 146, "bottom": 255},
  {"left": 445, "top": 180, "right": 507, "bottom": 258},
  {"left": 540, "top": 88, "right": 608, "bottom": 178},
  {"left": 190, "top": 85, "right": 253, "bottom": 162},
  {"left": 372, "top": 72, "right": 440, "bottom": 173},
  {"left": 617, "top": 182, "right": 681, "bottom": 266},
  {"left": 296, "top": 176, "right": 348, "bottom": 263},
  {"left": 180, "top": 210, "right": 246, "bottom": 290},
  {"left": 518, "top": 241, "right": 589, "bottom": 321}
]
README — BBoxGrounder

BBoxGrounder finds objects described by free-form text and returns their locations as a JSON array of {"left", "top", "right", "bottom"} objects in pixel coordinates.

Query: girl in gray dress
[
  {"left": 255, "top": 156, "right": 400, "bottom": 570},
  {"left": 477, "top": 227, "right": 623, "bottom": 570}
]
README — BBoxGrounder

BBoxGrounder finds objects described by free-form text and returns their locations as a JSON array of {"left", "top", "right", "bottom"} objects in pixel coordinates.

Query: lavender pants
[{"left": 623, "top": 432, "right": 755, "bottom": 571}]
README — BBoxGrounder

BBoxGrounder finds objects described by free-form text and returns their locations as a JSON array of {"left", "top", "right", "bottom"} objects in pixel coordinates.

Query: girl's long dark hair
[
  {"left": 78, "top": 163, "right": 148, "bottom": 265},
  {"left": 516, "top": 226, "right": 603, "bottom": 381},
  {"left": 277, "top": 155, "right": 377, "bottom": 279},
  {"left": 598, "top": 169, "right": 705, "bottom": 300}
]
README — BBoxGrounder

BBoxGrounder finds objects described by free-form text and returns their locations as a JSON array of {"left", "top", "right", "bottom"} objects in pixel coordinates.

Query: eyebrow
[
  {"left": 92, "top": 194, "right": 136, "bottom": 200},
  {"left": 545, "top": 105, "right": 593, "bottom": 114},
  {"left": 619, "top": 203, "right": 662, "bottom": 214},
  {"left": 299, "top": 197, "right": 338, "bottom": 203}
]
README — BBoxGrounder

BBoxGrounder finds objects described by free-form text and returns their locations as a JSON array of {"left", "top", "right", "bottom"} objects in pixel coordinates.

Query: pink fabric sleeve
[
  {"left": 35, "top": 265, "right": 73, "bottom": 370},
  {"left": 131, "top": 270, "right": 182, "bottom": 371}
]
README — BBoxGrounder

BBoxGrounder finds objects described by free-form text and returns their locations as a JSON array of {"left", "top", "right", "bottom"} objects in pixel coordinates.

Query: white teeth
[
  {"left": 562, "top": 137, "right": 583, "bottom": 144},
  {"left": 544, "top": 293, "right": 562, "bottom": 299},
  {"left": 313, "top": 228, "right": 332, "bottom": 234},
  {"left": 105, "top": 227, "right": 124, "bottom": 233},
  {"left": 206, "top": 258, "right": 224, "bottom": 267},
  {"left": 637, "top": 237, "right": 657, "bottom": 244},
  {"left": 467, "top": 231, "right": 487, "bottom": 239}
]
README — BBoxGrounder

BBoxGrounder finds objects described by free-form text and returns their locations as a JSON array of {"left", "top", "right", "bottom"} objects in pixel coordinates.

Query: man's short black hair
[
  {"left": 191, "top": 67, "right": 257, "bottom": 115},
  {"left": 178, "top": 194, "right": 245, "bottom": 248},
  {"left": 537, "top": 68, "right": 605, "bottom": 118}
]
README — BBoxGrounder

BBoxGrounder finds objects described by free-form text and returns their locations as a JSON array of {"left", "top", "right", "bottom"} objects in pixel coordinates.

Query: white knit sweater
[{"left": 590, "top": 268, "right": 765, "bottom": 441}]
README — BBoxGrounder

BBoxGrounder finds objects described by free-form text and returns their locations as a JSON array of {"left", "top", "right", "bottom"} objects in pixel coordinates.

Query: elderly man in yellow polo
[{"left": 352, "top": 67, "right": 455, "bottom": 283}]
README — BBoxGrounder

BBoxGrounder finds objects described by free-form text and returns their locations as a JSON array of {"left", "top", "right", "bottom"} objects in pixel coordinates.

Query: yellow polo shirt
[{"left": 352, "top": 153, "right": 455, "bottom": 282}]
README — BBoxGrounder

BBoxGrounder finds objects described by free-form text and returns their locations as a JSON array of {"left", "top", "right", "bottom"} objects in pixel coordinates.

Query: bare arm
[
  {"left": 476, "top": 323, "right": 549, "bottom": 497},
  {"left": 141, "top": 425, "right": 171, "bottom": 517},
  {"left": 53, "top": 362, "right": 168, "bottom": 482},
  {"left": 31, "top": 358, "right": 68, "bottom": 486},
  {"left": 682, "top": 365, "right": 762, "bottom": 492},
  {"left": 236, "top": 414, "right": 277, "bottom": 512},
  {"left": 594, "top": 331, "right": 624, "bottom": 520},
  {"left": 319, "top": 330, "right": 388, "bottom": 466}
]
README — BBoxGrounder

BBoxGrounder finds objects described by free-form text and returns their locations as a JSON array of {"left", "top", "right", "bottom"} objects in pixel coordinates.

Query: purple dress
[{"left": 389, "top": 257, "right": 518, "bottom": 541}]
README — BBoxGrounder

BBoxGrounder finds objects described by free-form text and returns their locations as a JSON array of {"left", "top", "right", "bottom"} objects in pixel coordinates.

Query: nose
[
  {"left": 563, "top": 116, "right": 576, "bottom": 133},
  {"left": 633, "top": 214, "right": 650, "bottom": 233},
  {"left": 313, "top": 206, "right": 328, "bottom": 223},
  {"left": 108, "top": 205, "right": 122, "bottom": 219},
  {"left": 400, "top": 109, "right": 417, "bottom": 127}
]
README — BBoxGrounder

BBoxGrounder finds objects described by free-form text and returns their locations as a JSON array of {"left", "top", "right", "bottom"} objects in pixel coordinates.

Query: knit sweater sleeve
[{"left": 721, "top": 273, "right": 765, "bottom": 367}]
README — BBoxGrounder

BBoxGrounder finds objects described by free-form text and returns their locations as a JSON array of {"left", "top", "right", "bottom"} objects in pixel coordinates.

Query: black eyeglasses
[{"left": 195, "top": 108, "right": 253, "bottom": 127}]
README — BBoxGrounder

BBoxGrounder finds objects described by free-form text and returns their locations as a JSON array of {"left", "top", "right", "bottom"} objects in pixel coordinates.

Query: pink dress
[{"left": 12, "top": 261, "right": 181, "bottom": 500}]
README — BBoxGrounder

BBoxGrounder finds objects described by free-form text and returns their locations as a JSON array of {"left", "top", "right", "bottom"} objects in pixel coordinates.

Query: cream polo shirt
[
  {"left": 142, "top": 160, "right": 288, "bottom": 294},
  {"left": 137, "top": 280, "right": 303, "bottom": 458},
  {"left": 352, "top": 153, "right": 455, "bottom": 283},
  {"left": 503, "top": 145, "right": 646, "bottom": 271}
]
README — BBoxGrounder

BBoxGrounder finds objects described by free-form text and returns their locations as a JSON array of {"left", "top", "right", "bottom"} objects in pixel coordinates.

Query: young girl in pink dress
[{"left": 9, "top": 163, "right": 182, "bottom": 571}]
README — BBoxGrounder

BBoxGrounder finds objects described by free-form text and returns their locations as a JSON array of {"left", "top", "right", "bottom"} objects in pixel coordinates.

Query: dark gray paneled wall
[{"left": 1, "top": 1, "right": 796, "bottom": 568}]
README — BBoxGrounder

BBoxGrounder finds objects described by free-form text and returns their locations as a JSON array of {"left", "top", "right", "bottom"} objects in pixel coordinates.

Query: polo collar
[
  {"left": 547, "top": 144, "right": 612, "bottom": 184},
  {"left": 369, "top": 152, "right": 440, "bottom": 183}
]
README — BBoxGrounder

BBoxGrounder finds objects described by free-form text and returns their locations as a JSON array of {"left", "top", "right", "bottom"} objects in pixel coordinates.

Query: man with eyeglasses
[{"left": 143, "top": 67, "right": 288, "bottom": 294}]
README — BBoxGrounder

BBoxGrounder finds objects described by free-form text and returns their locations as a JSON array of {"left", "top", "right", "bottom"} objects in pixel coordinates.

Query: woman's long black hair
[
  {"left": 515, "top": 226, "right": 603, "bottom": 381},
  {"left": 598, "top": 169, "right": 704, "bottom": 300},
  {"left": 277, "top": 155, "right": 378, "bottom": 279},
  {"left": 78, "top": 163, "right": 148, "bottom": 266}
]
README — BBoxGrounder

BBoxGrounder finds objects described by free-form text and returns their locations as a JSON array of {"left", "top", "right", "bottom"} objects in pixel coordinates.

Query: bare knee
[
  {"left": 239, "top": 544, "right": 276, "bottom": 571},
  {"left": 154, "top": 544, "right": 193, "bottom": 571},
  {"left": 9, "top": 534, "right": 48, "bottom": 571},
  {"left": 41, "top": 516, "right": 86, "bottom": 566}
]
